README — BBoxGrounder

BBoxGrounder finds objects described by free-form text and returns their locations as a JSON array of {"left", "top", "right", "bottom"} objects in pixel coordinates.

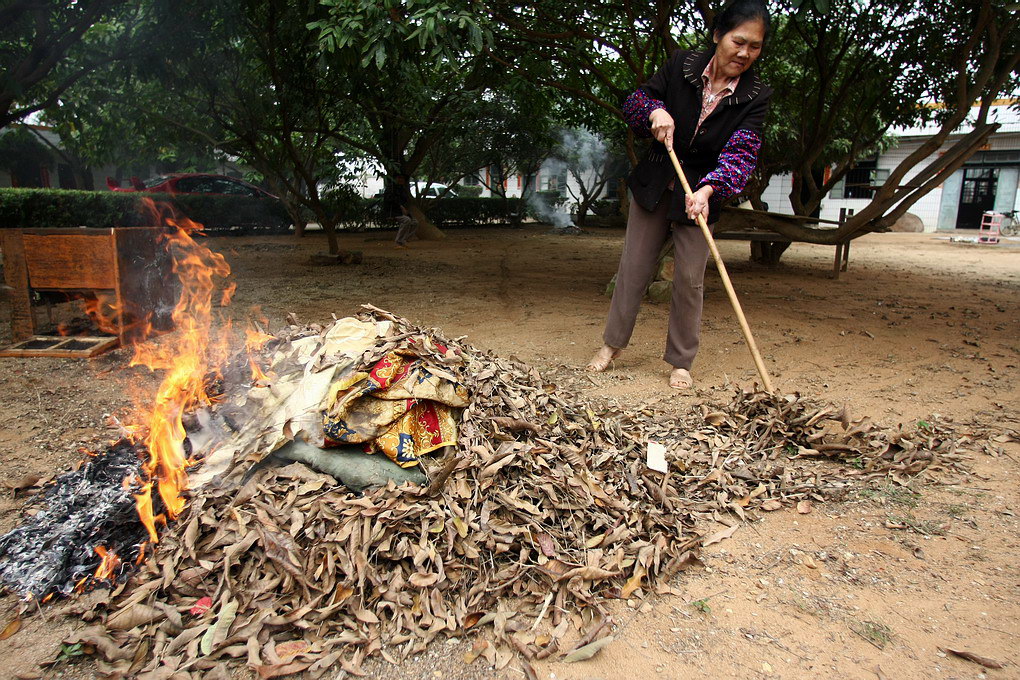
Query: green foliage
[
  {"left": 0, "top": 128, "right": 52, "bottom": 175},
  {"left": 454, "top": 185, "right": 483, "bottom": 198},
  {"left": 312, "top": 0, "right": 490, "bottom": 67},
  {"left": 428, "top": 197, "right": 524, "bottom": 227},
  {"left": 0, "top": 188, "right": 289, "bottom": 233}
]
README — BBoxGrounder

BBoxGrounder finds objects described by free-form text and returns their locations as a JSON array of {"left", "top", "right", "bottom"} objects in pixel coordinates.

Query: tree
[
  {"left": 554, "top": 128, "right": 630, "bottom": 226},
  {"left": 49, "top": 0, "right": 358, "bottom": 255},
  {"left": 0, "top": 0, "right": 141, "bottom": 130},
  {"left": 418, "top": 82, "right": 558, "bottom": 220},
  {"left": 745, "top": 0, "right": 1019, "bottom": 246},
  {"left": 311, "top": 0, "right": 500, "bottom": 239},
  {"left": 485, "top": 1, "right": 708, "bottom": 165}
]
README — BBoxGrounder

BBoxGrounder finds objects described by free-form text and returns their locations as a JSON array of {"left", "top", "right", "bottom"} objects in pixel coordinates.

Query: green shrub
[
  {"left": 428, "top": 197, "right": 523, "bottom": 227},
  {"left": 0, "top": 188, "right": 290, "bottom": 234},
  {"left": 320, "top": 185, "right": 383, "bottom": 230},
  {"left": 453, "top": 184, "right": 483, "bottom": 198},
  {"left": 592, "top": 198, "right": 621, "bottom": 217}
]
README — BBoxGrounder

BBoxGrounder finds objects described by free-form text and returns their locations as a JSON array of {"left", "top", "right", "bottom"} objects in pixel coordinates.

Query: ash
[{"left": 0, "top": 440, "right": 150, "bottom": 599}]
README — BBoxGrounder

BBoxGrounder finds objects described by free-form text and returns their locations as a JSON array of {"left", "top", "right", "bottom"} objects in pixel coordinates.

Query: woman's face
[{"left": 713, "top": 19, "right": 765, "bottom": 79}]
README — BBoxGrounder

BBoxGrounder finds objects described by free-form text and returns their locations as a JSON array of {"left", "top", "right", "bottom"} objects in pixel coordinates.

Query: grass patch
[
  {"left": 849, "top": 619, "right": 892, "bottom": 649},
  {"left": 858, "top": 483, "right": 921, "bottom": 508},
  {"left": 886, "top": 513, "right": 945, "bottom": 536}
]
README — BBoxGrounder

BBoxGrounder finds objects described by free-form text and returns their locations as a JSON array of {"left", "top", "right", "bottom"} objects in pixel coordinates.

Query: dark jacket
[{"left": 627, "top": 49, "right": 772, "bottom": 225}]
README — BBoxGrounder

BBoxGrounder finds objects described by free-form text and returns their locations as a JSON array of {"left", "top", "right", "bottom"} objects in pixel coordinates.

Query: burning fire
[
  {"left": 128, "top": 199, "right": 232, "bottom": 544},
  {"left": 245, "top": 326, "right": 275, "bottom": 384},
  {"left": 76, "top": 546, "right": 121, "bottom": 592},
  {"left": 93, "top": 546, "right": 120, "bottom": 581}
]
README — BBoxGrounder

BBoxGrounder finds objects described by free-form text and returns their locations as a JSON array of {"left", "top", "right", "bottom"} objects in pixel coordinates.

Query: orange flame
[
  {"left": 129, "top": 199, "right": 232, "bottom": 544},
  {"left": 94, "top": 546, "right": 120, "bottom": 581},
  {"left": 84, "top": 294, "right": 121, "bottom": 336},
  {"left": 245, "top": 326, "right": 274, "bottom": 384}
]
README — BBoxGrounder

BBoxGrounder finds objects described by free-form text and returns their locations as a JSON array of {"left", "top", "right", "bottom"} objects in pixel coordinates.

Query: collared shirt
[
  {"left": 620, "top": 51, "right": 763, "bottom": 205},
  {"left": 695, "top": 56, "right": 740, "bottom": 135}
]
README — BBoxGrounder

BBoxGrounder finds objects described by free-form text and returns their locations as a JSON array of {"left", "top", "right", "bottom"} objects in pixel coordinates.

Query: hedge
[
  {"left": 0, "top": 188, "right": 291, "bottom": 234},
  {"left": 428, "top": 197, "right": 524, "bottom": 227}
]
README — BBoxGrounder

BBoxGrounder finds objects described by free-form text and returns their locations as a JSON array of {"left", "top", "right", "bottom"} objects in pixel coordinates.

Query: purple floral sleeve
[
  {"left": 622, "top": 89, "right": 665, "bottom": 138},
  {"left": 698, "top": 129, "right": 762, "bottom": 201}
]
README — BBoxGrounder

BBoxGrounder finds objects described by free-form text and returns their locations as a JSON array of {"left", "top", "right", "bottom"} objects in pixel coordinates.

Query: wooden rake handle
[{"left": 666, "top": 146, "right": 774, "bottom": 393}]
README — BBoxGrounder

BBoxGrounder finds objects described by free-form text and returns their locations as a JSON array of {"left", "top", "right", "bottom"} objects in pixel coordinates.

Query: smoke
[
  {"left": 558, "top": 128, "right": 609, "bottom": 180},
  {"left": 526, "top": 156, "right": 573, "bottom": 228}
]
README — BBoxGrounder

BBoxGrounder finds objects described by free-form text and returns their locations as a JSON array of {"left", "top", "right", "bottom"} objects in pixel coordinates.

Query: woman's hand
[
  {"left": 685, "top": 185, "right": 713, "bottom": 222},
  {"left": 649, "top": 108, "right": 674, "bottom": 148}
]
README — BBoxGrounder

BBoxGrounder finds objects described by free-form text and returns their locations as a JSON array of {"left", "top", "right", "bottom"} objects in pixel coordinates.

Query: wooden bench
[{"left": 715, "top": 207, "right": 855, "bottom": 279}]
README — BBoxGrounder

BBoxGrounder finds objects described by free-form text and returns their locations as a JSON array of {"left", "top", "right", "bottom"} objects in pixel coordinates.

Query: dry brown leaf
[
  {"left": 621, "top": 567, "right": 645, "bottom": 599},
  {"left": 761, "top": 500, "right": 782, "bottom": 512},
  {"left": 409, "top": 572, "right": 440, "bottom": 587},
  {"left": 255, "top": 661, "right": 314, "bottom": 679},
  {"left": 463, "top": 639, "right": 488, "bottom": 664},
  {"left": 463, "top": 612, "right": 485, "bottom": 629},
  {"left": 703, "top": 524, "right": 739, "bottom": 546},
  {"left": 5, "top": 474, "right": 42, "bottom": 493},
  {"left": 797, "top": 500, "right": 813, "bottom": 514},
  {"left": 0, "top": 618, "right": 20, "bottom": 640},
  {"left": 562, "top": 635, "right": 614, "bottom": 662},
  {"left": 354, "top": 609, "right": 380, "bottom": 624},
  {"left": 941, "top": 648, "right": 1004, "bottom": 669},
  {"left": 275, "top": 640, "right": 310, "bottom": 660},
  {"left": 106, "top": 604, "right": 165, "bottom": 631}
]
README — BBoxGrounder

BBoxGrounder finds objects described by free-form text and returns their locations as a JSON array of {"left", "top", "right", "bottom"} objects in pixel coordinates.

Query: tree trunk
[
  {"left": 617, "top": 178, "right": 629, "bottom": 219},
  {"left": 320, "top": 217, "right": 340, "bottom": 255},
  {"left": 749, "top": 241, "right": 791, "bottom": 267},
  {"left": 408, "top": 198, "right": 445, "bottom": 240}
]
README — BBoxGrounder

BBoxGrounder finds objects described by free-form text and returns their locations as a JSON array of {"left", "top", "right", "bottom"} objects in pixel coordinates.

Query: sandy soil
[{"left": 0, "top": 226, "right": 1017, "bottom": 679}]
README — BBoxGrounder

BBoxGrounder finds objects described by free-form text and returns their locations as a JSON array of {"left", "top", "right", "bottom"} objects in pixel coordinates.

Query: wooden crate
[
  {"left": 1, "top": 227, "right": 176, "bottom": 354},
  {"left": 0, "top": 336, "right": 120, "bottom": 359}
]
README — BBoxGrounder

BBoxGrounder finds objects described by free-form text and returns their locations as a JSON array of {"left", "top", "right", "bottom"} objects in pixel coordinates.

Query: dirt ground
[{"left": 0, "top": 225, "right": 1018, "bottom": 679}]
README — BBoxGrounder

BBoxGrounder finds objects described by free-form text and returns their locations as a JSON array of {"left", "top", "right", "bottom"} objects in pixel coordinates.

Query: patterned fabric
[
  {"left": 622, "top": 89, "right": 665, "bottom": 139},
  {"left": 696, "top": 57, "right": 740, "bottom": 135},
  {"left": 697, "top": 129, "right": 762, "bottom": 202},
  {"left": 322, "top": 350, "right": 469, "bottom": 468}
]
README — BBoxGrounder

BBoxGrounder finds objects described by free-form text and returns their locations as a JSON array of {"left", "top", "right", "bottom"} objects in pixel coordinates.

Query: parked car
[
  {"left": 413, "top": 182, "right": 455, "bottom": 199},
  {"left": 105, "top": 173, "right": 290, "bottom": 234},
  {"left": 106, "top": 172, "right": 276, "bottom": 198}
]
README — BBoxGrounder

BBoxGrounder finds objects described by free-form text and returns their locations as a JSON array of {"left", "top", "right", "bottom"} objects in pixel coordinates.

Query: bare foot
[
  {"left": 669, "top": 367, "right": 693, "bottom": 390},
  {"left": 586, "top": 345, "right": 621, "bottom": 372}
]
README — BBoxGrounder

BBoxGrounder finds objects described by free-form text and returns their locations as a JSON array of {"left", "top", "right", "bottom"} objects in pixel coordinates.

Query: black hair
[{"left": 711, "top": 0, "right": 771, "bottom": 43}]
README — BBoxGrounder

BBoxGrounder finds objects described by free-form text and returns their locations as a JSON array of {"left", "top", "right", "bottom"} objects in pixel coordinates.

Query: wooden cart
[{"left": 1, "top": 227, "right": 176, "bottom": 358}]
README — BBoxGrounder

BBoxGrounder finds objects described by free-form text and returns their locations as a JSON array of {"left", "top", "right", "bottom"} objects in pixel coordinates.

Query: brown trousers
[{"left": 603, "top": 191, "right": 713, "bottom": 370}]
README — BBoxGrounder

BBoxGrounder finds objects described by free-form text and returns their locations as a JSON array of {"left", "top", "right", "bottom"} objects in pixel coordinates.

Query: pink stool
[{"left": 979, "top": 212, "right": 1002, "bottom": 244}]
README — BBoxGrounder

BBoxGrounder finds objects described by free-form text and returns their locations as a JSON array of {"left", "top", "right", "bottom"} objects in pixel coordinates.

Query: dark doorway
[{"left": 956, "top": 167, "right": 998, "bottom": 229}]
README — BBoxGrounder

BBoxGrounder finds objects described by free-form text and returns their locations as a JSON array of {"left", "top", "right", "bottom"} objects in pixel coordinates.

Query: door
[{"left": 956, "top": 167, "right": 998, "bottom": 229}]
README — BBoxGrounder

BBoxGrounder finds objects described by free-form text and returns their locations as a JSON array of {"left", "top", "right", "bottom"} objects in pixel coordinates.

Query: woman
[{"left": 587, "top": 0, "right": 772, "bottom": 390}]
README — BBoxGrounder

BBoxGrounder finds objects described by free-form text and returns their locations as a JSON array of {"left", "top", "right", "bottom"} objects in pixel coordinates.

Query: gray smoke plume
[{"left": 525, "top": 156, "right": 573, "bottom": 229}]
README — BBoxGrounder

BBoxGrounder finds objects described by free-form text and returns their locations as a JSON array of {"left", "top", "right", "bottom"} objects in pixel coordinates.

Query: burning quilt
[
  {"left": 322, "top": 349, "right": 468, "bottom": 467},
  {"left": 193, "top": 315, "right": 468, "bottom": 487}
]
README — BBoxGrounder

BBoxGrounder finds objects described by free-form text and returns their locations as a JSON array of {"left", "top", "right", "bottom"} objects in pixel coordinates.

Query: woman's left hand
[{"left": 686, "top": 185, "right": 714, "bottom": 222}]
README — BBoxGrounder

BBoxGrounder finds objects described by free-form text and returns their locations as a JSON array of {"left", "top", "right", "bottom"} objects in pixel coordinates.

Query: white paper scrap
[{"left": 646, "top": 440, "right": 668, "bottom": 473}]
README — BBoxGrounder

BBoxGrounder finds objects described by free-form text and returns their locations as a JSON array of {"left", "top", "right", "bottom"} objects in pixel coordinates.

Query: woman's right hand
[{"left": 649, "top": 108, "right": 674, "bottom": 148}]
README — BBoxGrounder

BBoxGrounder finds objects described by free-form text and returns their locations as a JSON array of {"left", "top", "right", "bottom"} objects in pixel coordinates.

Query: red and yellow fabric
[{"left": 322, "top": 351, "right": 468, "bottom": 467}]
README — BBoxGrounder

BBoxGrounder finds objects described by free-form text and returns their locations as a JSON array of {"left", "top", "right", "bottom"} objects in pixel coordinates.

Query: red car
[
  {"left": 106, "top": 172, "right": 278, "bottom": 199},
  {"left": 105, "top": 173, "right": 291, "bottom": 233}
]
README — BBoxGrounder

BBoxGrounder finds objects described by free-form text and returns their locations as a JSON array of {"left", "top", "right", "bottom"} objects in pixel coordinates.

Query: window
[
  {"left": 463, "top": 173, "right": 480, "bottom": 186},
  {"left": 210, "top": 178, "right": 256, "bottom": 196},
  {"left": 830, "top": 159, "right": 890, "bottom": 199}
]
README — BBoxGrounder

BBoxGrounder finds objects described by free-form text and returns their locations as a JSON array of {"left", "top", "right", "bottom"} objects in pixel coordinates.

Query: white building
[{"left": 760, "top": 101, "right": 1020, "bottom": 232}]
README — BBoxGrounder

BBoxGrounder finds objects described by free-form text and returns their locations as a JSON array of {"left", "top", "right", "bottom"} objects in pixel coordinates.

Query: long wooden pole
[{"left": 666, "top": 147, "right": 774, "bottom": 393}]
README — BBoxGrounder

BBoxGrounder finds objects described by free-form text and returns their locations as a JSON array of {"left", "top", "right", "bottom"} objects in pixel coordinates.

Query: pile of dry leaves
[{"left": 59, "top": 309, "right": 969, "bottom": 679}]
